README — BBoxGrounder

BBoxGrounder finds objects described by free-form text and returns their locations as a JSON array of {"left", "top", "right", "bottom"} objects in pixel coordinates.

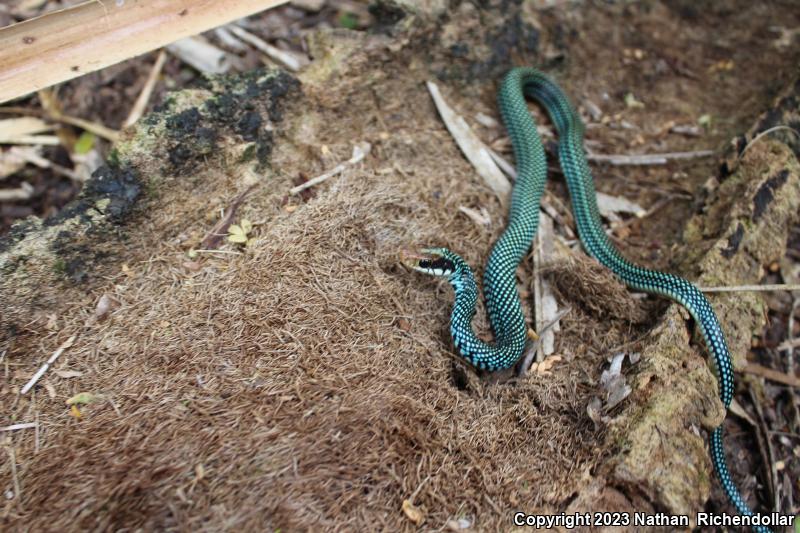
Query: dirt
[{"left": 2, "top": 0, "right": 800, "bottom": 531}]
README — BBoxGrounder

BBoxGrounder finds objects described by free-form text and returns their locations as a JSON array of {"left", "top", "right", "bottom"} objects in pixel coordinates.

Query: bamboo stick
[{"left": 0, "top": 0, "right": 287, "bottom": 104}]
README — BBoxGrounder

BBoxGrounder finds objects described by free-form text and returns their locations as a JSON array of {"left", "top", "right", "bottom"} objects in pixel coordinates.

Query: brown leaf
[{"left": 402, "top": 499, "right": 424, "bottom": 525}]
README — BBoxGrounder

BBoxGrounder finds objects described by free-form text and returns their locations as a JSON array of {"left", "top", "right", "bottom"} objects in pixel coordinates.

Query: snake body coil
[{"left": 408, "top": 67, "right": 769, "bottom": 531}]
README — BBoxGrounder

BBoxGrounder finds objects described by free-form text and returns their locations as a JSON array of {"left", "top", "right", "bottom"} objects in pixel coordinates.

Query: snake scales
[{"left": 407, "top": 67, "right": 770, "bottom": 532}]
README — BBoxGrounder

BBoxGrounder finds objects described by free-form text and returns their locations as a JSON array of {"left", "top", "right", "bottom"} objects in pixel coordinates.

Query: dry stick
[
  {"left": 34, "top": 412, "right": 40, "bottom": 453},
  {"left": 492, "top": 137, "right": 715, "bottom": 167},
  {"left": 227, "top": 25, "right": 307, "bottom": 72},
  {"left": 747, "top": 385, "right": 780, "bottom": 512},
  {"left": 699, "top": 283, "right": 800, "bottom": 293},
  {"left": 166, "top": 36, "right": 232, "bottom": 74},
  {"left": 518, "top": 306, "right": 572, "bottom": 377},
  {"left": 0, "top": 422, "right": 36, "bottom": 432},
  {"left": 20, "top": 334, "right": 76, "bottom": 395},
  {"left": 123, "top": 50, "right": 167, "bottom": 128},
  {"left": 0, "top": 0, "right": 288, "bottom": 103},
  {"left": 12, "top": 146, "right": 81, "bottom": 182},
  {"left": 740, "top": 363, "right": 800, "bottom": 389},
  {"left": 0, "top": 106, "right": 118, "bottom": 142},
  {"left": 6, "top": 446, "right": 21, "bottom": 502},
  {"left": 0, "top": 182, "right": 33, "bottom": 201},
  {"left": 289, "top": 142, "right": 371, "bottom": 195},
  {"left": 585, "top": 149, "right": 715, "bottom": 166}
]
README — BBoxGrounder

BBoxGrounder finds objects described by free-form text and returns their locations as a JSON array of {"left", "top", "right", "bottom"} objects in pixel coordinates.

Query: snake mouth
[{"left": 400, "top": 248, "right": 455, "bottom": 276}]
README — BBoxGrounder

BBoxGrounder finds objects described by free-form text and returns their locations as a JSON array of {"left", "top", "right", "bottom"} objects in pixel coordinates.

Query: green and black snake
[{"left": 406, "top": 67, "right": 770, "bottom": 532}]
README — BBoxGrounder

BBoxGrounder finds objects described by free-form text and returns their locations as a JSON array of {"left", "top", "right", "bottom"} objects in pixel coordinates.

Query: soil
[{"left": 1, "top": 1, "right": 800, "bottom": 531}]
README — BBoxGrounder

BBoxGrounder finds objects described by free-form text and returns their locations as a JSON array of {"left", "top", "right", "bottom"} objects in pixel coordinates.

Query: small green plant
[
  {"left": 228, "top": 219, "right": 255, "bottom": 246},
  {"left": 338, "top": 12, "right": 359, "bottom": 29},
  {"left": 74, "top": 131, "right": 96, "bottom": 154}
]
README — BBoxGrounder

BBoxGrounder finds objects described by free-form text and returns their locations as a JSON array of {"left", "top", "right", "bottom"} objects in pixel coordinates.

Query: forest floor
[{"left": 1, "top": 0, "right": 800, "bottom": 530}]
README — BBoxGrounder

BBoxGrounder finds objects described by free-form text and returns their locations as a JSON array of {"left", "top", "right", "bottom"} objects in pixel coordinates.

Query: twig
[
  {"left": 227, "top": 25, "right": 307, "bottom": 72},
  {"left": 289, "top": 142, "right": 371, "bottom": 195},
  {"left": 458, "top": 205, "right": 490, "bottom": 226},
  {"left": 0, "top": 181, "right": 34, "bottom": 201},
  {"left": 492, "top": 138, "right": 714, "bottom": 167},
  {"left": 11, "top": 146, "right": 82, "bottom": 181},
  {"left": 740, "top": 363, "right": 800, "bottom": 389},
  {"left": 699, "top": 283, "right": 800, "bottom": 293},
  {"left": 6, "top": 446, "right": 21, "bottom": 501},
  {"left": 34, "top": 411, "right": 39, "bottom": 453},
  {"left": 166, "top": 36, "right": 232, "bottom": 74},
  {"left": 486, "top": 147, "right": 516, "bottom": 180},
  {"left": 740, "top": 125, "right": 800, "bottom": 159},
  {"left": 0, "top": 107, "right": 119, "bottom": 142},
  {"left": 747, "top": 385, "right": 779, "bottom": 511},
  {"left": 483, "top": 493, "right": 503, "bottom": 515},
  {"left": 611, "top": 195, "right": 673, "bottom": 233},
  {"left": 585, "top": 149, "right": 714, "bottom": 166},
  {"left": 517, "top": 306, "right": 572, "bottom": 377},
  {"left": 0, "top": 422, "right": 36, "bottom": 432},
  {"left": 123, "top": 50, "right": 167, "bottom": 128},
  {"left": 20, "top": 334, "right": 76, "bottom": 394},
  {"left": 729, "top": 398, "right": 757, "bottom": 427},
  {"left": 190, "top": 249, "right": 244, "bottom": 256}
]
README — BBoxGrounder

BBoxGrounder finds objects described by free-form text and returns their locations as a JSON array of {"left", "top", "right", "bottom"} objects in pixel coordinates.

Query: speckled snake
[{"left": 406, "top": 67, "right": 770, "bottom": 532}]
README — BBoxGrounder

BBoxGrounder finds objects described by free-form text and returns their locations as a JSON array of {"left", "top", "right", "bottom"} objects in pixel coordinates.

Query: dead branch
[
  {"left": 0, "top": 0, "right": 288, "bottom": 103},
  {"left": 586, "top": 149, "right": 715, "bottom": 166},
  {"left": 740, "top": 363, "right": 800, "bottom": 389}
]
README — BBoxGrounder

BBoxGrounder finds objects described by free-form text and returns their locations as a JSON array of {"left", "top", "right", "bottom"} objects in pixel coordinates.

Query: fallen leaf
[
  {"left": 66, "top": 392, "right": 96, "bottom": 406},
  {"left": 586, "top": 397, "right": 604, "bottom": 427},
  {"left": 402, "top": 499, "right": 424, "bottom": 525},
  {"left": 397, "top": 318, "right": 412, "bottom": 332},
  {"left": 624, "top": 93, "right": 645, "bottom": 109},
  {"left": 95, "top": 294, "right": 116, "bottom": 319},
  {"left": 69, "top": 404, "right": 82, "bottom": 418},
  {"left": 183, "top": 261, "right": 202, "bottom": 272},
  {"left": 74, "top": 131, "right": 96, "bottom": 154},
  {"left": 595, "top": 192, "right": 646, "bottom": 218},
  {"left": 227, "top": 224, "right": 248, "bottom": 243}
]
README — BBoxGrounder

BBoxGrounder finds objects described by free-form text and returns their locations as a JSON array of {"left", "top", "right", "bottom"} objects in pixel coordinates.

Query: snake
[{"left": 405, "top": 67, "right": 770, "bottom": 532}]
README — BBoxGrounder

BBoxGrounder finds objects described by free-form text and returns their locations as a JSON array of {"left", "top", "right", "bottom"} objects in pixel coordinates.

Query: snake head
[{"left": 401, "top": 247, "right": 459, "bottom": 278}]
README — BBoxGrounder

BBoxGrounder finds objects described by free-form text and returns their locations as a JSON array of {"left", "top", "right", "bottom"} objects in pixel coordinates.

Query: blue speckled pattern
[{"left": 415, "top": 67, "right": 768, "bottom": 532}]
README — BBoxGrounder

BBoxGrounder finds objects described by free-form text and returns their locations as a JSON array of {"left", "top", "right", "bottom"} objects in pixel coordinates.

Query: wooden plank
[{"left": 0, "top": 0, "right": 288, "bottom": 103}]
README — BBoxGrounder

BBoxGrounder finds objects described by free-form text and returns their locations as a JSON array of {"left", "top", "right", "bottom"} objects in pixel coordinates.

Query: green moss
[
  {"left": 338, "top": 12, "right": 359, "bottom": 29},
  {"left": 52, "top": 258, "right": 66, "bottom": 276},
  {"left": 240, "top": 143, "right": 257, "bottom": 163}
]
